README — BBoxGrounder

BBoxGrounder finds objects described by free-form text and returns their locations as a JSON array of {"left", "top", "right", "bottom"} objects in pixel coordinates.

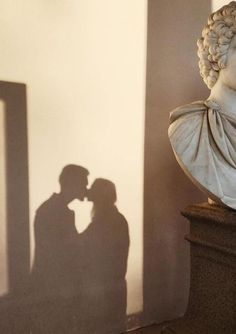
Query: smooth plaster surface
[
  {"left": 0, "top": 0, "right": 147, "bottom": 332},
  {"left": 144, "top": 0, "right": 210, "bottom": 325}
]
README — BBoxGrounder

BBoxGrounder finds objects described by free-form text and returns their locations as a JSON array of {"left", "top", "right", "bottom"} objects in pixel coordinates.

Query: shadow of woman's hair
[{"left": 88, "top": 178, "right": 117, "bottom": 205}]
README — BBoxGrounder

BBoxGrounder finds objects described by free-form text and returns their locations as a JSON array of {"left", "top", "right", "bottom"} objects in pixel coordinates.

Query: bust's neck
[{"left": 208, "top": 79, "right": 236, "bottom": 116}]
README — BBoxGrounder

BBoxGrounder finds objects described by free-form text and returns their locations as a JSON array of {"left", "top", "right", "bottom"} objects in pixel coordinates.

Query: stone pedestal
[{"left": 162, "top": 203, "right": 236, "bottom": 334}]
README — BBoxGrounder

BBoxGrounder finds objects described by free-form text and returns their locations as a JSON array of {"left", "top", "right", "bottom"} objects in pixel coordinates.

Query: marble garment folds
[{"left": 168, "top": 100, "right": 236, "bottom": 210}]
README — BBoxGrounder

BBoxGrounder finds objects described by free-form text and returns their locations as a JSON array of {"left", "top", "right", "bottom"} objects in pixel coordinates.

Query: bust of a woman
[{"left": 168, "top": 1, "right": 236, "bottom": 209}]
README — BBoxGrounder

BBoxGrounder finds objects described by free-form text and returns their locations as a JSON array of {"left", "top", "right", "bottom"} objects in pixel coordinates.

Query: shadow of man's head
[{"left": 59, "top": 164, "right": 89, "bottom": 202}]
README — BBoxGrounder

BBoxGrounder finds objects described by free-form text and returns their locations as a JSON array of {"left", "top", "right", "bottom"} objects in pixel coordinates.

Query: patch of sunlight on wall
[
  {"left": 0, "top": 0, "right": 147, "bottom": 315},
  {"left": 0, "top": 101, "right": 8, "bottom": 295},
  {"left": 212, "top": 0, "right": 228, "bottom": 11}
]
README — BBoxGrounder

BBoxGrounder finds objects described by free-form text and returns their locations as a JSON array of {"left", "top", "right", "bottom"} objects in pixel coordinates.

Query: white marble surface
[
  {"left": 169, "top": 99, "right": 236, "bottom": 209},
  {"left": 169, "top": 2, "right": 236, "bottom": 210}
]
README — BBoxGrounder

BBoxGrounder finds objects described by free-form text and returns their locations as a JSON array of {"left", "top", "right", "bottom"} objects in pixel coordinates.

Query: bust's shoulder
[{"left": 170, "top": 100, "right": 207, "bottom": 124}]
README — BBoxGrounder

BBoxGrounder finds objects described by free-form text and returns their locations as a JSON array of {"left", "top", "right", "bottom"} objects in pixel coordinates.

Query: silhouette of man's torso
[{"left": 31, "top": 193, "right": 78, "bottom": 298}]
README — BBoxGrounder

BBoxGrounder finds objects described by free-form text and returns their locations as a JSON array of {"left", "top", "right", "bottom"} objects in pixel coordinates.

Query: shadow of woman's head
[{"left": 87, "top": 178, "right": 117, "bottom": 207}]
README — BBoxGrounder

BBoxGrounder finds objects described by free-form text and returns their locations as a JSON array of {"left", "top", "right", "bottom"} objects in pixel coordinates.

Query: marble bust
[{"left": 168, "top": 2, "right": 236, "bottom": 210}]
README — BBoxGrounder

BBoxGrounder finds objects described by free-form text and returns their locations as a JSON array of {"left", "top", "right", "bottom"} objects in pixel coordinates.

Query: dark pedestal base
[{"left": 162, "top": 203, "right": 236, "bottom": 334}]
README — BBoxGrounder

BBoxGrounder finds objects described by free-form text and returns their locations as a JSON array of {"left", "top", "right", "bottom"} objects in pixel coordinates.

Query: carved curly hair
[{"left": 197, "top": 1, "right": 236, "bottom": 89}]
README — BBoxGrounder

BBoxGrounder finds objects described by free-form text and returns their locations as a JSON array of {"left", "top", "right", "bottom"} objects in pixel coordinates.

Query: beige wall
[
  {"left": 212, "top": 0, "right": 228, "bottom": 11},
  {"left": 0, "top": 0, "right": 147, "bottom": 325}
]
